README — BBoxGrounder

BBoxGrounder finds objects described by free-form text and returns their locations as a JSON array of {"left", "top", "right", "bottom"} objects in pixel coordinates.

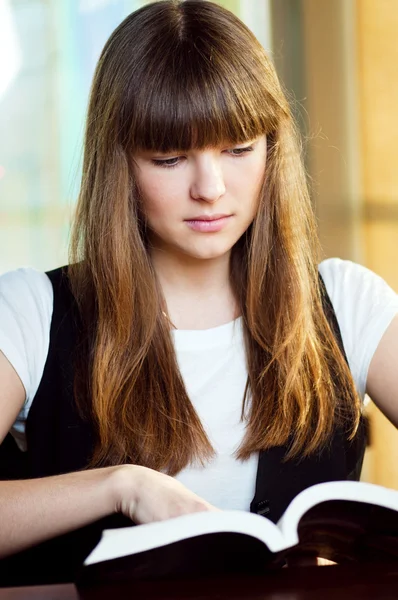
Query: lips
[
  {"left": 184, "top": 214, "right": 233, "bottom": 232},
  {"left": 185, "top": 214, "right": 231, "bottom": 221}
]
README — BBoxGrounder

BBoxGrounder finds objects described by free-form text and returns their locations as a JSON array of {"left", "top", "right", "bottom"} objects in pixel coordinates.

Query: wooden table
[{"left": 1, "top": 563, "right": 398, "bottom": 599}]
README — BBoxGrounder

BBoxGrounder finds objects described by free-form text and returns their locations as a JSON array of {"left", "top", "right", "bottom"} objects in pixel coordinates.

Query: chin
[{"left": 185, "top": 243, "right": 235, "bottom": 261}]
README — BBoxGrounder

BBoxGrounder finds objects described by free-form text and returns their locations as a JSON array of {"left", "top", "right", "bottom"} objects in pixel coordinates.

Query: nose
[{"left": 190, "top": 156, "right": 226, "bottom": 203}]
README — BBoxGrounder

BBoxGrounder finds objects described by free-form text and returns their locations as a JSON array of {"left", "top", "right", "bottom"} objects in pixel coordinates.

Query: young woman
[{"left": 0, "top": 0, "right": 397, "bottom": 586}]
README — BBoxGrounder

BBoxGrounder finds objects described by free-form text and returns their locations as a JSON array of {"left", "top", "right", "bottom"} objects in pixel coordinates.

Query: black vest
[{"left": 0, "top": 266, "right": 366, "bottom": 586}]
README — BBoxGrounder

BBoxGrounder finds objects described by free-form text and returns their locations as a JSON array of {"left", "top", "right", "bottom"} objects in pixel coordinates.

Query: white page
[{"left": 84, "top": 510, "right": 286, "bottom": 566}]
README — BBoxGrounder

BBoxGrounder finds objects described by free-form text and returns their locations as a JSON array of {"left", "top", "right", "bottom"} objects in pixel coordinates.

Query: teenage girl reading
[{"left": 0, "top": 0, "right": 397, "bottom": 586}]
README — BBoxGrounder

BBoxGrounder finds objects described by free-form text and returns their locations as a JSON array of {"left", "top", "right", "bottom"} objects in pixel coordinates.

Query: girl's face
[{"left": 132, "top": 135, "right": 267, "bottom": 262}]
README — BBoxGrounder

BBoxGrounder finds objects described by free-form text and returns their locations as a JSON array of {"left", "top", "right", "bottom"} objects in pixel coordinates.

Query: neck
[{"left": 151, "top": 248, "right": 238, "bottom": 330}]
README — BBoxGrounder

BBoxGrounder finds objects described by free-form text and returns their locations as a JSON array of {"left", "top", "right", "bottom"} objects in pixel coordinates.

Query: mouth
[
  {"left": 185, "top": 214, "right": 232, "bottom": 222},
  {"left": 184, "top": 214, "right": 233, "bottom": 233}
]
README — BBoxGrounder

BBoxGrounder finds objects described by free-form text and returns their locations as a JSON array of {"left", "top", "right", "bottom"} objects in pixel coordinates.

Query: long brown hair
[{"left": 69, "top": 0, "right": 361, "bottom": 475}]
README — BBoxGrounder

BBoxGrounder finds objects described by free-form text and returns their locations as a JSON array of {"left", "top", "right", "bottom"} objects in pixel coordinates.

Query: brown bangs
[{"left": 128, "top": 69, "right": 271, "bottom": 153}]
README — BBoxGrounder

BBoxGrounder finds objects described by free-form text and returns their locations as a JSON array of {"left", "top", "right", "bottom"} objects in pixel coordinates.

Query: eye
[
  {"left": 227, "top": 146, "right": 254, "bottom": 156},
  {"left": 151, "top": 156, "right": 182, "bottom": 168}
]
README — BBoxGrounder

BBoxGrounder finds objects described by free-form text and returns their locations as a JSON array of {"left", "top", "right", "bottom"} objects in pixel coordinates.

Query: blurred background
[{"left": 0, "top": 0, "right": 397, "bottom": 487}]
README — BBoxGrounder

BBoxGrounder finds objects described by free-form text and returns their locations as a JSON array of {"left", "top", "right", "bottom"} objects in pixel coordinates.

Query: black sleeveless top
[{"left": 0, "top": 266, "right": 367, "bottom": 586}]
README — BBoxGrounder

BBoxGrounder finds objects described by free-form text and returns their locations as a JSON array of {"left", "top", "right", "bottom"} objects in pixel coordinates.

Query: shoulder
[
  {"left": 0, "top": 266, "right": 53, "bottom": 300},
  {"left": 319, "top": 257, "right": 398, "bottom": 319},
  {"left": 319, "top": 257, "right": 394, "bottom": 297},
  {"left": 0, "top": 267, "right": 54, "bottom": 324}
]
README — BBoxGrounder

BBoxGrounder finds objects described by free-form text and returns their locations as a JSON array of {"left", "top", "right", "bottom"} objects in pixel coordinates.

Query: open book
[{"left": 77, "top": 480, "right": 398, "bottom": 585}]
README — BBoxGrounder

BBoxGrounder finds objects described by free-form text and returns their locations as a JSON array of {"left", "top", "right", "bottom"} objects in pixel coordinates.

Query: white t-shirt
[{"left": 0, "top": 258, "right": 397, "bottom": 510}]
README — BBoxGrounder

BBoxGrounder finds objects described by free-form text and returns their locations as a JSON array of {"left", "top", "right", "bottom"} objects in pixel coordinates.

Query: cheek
[
  {"left": 240, "top": 162, "right": 266, "bottom": 208},
  {"left": 139, "top": 177, "right": 176, "bottom": 221}
]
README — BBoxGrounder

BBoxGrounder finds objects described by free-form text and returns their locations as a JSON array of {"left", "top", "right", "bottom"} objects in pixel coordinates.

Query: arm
[
  {"left": 366, "top": 314, "right": 398, "bottom": 427},
  {"left": 0, "top": 351, "right": 216, "bottom": 559}
]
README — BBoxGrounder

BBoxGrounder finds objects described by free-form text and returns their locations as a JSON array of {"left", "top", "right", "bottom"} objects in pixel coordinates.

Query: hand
[{"left": 113, "top": 464, "right": 219, "bottom": 524}]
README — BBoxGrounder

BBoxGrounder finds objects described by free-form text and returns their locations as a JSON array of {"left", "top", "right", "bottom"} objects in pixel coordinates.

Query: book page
[
  {"left": 84, "top": 509, "right": 286, "bottom": 566},
  {"left": 277, "top": 480, "right": 398, "bottom": 548}
]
